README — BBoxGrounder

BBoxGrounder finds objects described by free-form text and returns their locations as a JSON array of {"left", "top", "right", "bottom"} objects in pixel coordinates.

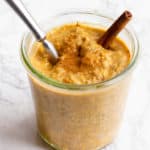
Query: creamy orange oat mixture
[
  {"left": 28, "top": 23, "right": 133, "bottom": 150},
  {"left": 30, "top": 23, "right": 130, "bottom": 84}
]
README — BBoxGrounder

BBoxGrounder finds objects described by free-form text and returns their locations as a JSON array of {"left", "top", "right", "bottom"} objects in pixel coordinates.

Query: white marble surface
[{"left": 0, "top": 0, "right": 150, "bottom": 150}]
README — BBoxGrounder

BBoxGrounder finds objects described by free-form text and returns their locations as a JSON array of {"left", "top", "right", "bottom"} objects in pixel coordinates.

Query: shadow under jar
[{"left": 20, "top": 11, "right": 139, "bottom": 150}]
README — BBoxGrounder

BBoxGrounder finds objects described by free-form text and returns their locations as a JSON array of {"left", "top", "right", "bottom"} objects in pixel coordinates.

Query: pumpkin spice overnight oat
[
  {"left": 30, "top": 24, "right": 130, "bottom": 84},
  {"left": 21, "top": 11, "right": 139, "bottom": 150}
]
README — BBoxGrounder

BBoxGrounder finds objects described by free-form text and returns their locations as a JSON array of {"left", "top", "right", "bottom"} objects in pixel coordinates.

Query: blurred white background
[{"left": 0, "top": 0, "right": 150, "bottom": 150}]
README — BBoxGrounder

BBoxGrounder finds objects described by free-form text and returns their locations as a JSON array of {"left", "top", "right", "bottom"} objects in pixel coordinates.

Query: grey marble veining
[{"left": 0, "top": 0, "right": 150, "bottom": 150}]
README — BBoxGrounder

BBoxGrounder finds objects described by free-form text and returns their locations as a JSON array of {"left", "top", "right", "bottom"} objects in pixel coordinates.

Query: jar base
[{"left": 38, "top": 131, "right": 113, "bottom": 150}]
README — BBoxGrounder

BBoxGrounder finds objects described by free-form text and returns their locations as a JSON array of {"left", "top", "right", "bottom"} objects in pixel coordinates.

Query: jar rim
[{"left": 20, "top": 11, "right": 140, "bottom": 90}]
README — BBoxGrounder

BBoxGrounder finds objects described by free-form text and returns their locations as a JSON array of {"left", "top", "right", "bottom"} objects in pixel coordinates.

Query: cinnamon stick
[{"left": 99, "top": 10, "right": 132, "bottom": 49}]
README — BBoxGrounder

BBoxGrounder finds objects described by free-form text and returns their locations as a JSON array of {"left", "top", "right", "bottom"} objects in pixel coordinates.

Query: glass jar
[{"left": 20, "top": 11, "right": 139, "bottom": 150}]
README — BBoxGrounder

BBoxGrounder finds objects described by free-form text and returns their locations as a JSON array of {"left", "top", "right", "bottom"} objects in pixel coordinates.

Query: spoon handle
[{"left": 5, "top": 0, "right": 45, "bottom": 41}]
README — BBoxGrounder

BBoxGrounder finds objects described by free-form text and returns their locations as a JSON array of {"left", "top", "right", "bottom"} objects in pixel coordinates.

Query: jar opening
[{"left": 20, "top": 11, "right": 139, "bottom": 90}]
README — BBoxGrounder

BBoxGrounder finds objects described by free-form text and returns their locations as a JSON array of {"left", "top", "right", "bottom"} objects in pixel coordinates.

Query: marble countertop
[{"left": 0, "top": 0, "right": 150, "bottom": 149}]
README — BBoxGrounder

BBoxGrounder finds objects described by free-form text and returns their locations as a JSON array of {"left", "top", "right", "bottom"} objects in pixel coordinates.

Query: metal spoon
[{"left": 5, "top": 0, "right": 59, "bottom": 64}]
